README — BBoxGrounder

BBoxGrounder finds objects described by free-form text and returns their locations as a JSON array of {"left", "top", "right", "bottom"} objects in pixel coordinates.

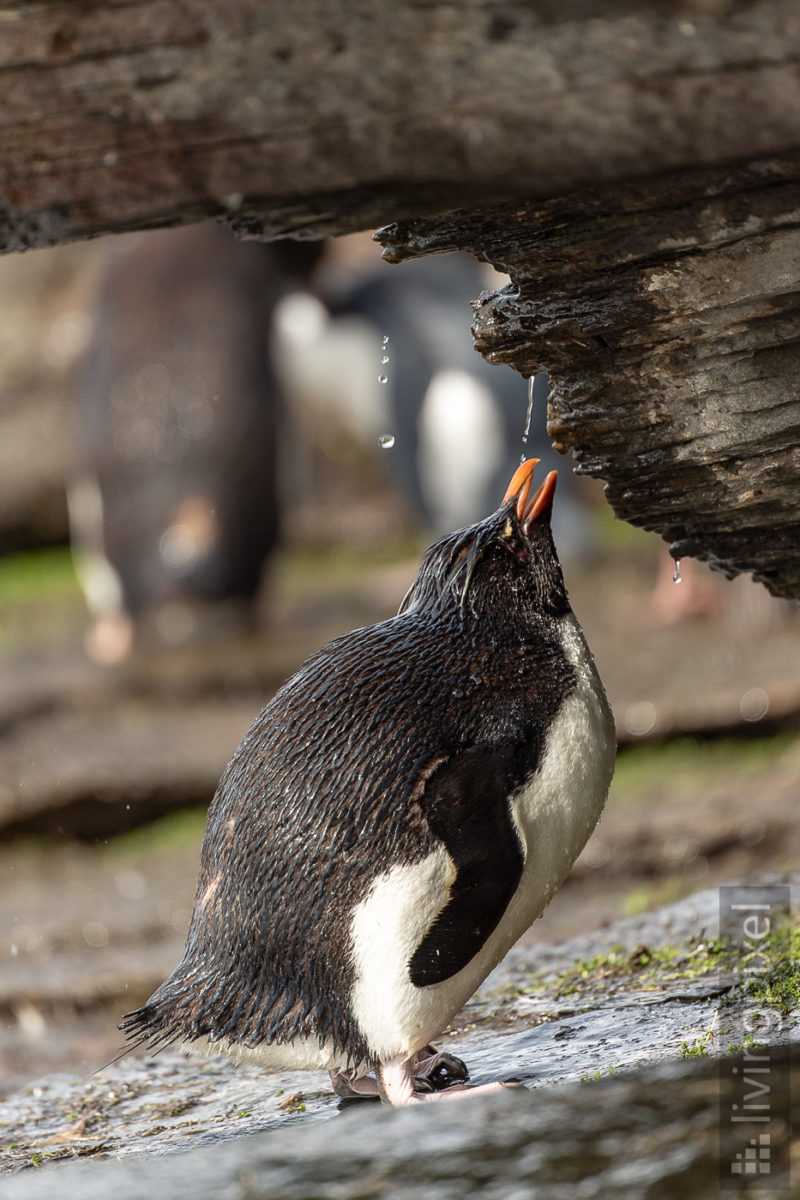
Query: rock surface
[
  {"left": 1, "top": 885, "right": 797, "bottom": 1195},
  {"left": 2, "top": 1052, "right": 795, "bottom": 1200}
]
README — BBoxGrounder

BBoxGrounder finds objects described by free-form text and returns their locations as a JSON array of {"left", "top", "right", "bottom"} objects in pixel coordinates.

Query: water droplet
[
  {"left": 83, "top": 921, "right": 110, "bottom": 948},
  {"left": 378, "top": 374, "right": 388, "bottom": 385},
  {"left": 740, "top": 687, "right": 769, "bottom": 722},
  {"left": 673, "top": 559, "right": 682, "bottom": 583},
  {"left": 378, "top": 434, "right": 395, "bottom": 449},
  {"left": 381, "top": 354, "right": 390, "bottom": 364},
  {"left": 624, "top": 700, "right": 657, "bottom": 737},
  {"left": 451, "top": 688, "right": 464, "bottom": 698},
  {"left": 521, "top": 375, "right": 535, "bottom": 462},
  {"left": 382, "top": 334, "right": 389, "bottom": 346}
]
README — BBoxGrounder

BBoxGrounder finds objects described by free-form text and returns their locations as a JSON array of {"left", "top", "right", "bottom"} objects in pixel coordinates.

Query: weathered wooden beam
[
  {"left": 1, "top": 1, "right": 799, "bottom": 251},
  {"left": 377, "top": 158, "right": 800, "bottom": 598},
  {"left": 2, "top": 1, "right": 799, "bottom": 596}
]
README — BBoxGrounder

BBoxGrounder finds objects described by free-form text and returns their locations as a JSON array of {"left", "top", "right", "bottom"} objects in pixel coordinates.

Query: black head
[{"left": 399, "top": 459, "right": 569, "bottom": 625}]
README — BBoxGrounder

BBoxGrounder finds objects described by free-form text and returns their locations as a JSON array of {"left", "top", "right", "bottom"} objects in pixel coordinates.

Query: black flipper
[{"left": 409, "top": 742, "right": 533, "bottom": 987}]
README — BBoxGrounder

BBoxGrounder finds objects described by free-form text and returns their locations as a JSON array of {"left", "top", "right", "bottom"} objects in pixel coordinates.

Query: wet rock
[
  {"left": 1, "top": 1051, "right": 795, "bottom": 1198},
  {"left": 1, "top": 883, "right": 797, "bottom": 1192}
]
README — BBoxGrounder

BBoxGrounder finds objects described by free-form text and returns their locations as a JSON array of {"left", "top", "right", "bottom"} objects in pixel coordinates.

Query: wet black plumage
[{"left": 121, "top": 461, "right": 596, "bottom": 1077}]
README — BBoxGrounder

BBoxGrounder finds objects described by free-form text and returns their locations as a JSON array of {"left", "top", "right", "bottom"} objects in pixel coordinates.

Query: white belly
[
  {"left": 348, "top": 612, "right": 616, "bottom": 1063},
  {"left": 183, "top": 1032, "right": 345, "bottom": 1072}
]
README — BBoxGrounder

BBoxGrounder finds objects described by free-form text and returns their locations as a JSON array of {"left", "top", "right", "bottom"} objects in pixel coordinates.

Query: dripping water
[
  {"left": 521, "top": 375, "right": 535, "bottom": 463},
  {"left": 377, "top": 334, "right": 393, "bottom": 447},
  {"left": 378, "top": 333, "right": 389, "bottom": 385},
  {"left": 673, "top": 559, "right": 682, "bottom": 584}
]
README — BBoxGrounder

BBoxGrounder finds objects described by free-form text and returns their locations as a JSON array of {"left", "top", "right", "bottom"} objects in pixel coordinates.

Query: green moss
[
  {"left": 514, "top": 916, "right": 798, "bottom": 1027},
  {"left": 504, "top": 937, "right": 735, "bottom": 1008},
  {"left": 680, "top": 1029, "right": 715, "bottom": 1058},
  {"left": 737, "top": 922, "right": 800, "bottom": 1015},
  {"left": 724, "top": 1033, "right": 763, "bottom": 1057},
  {"left": 581, "top": 1065, "right": 619, "bottom": 1083},
  {"left": 542, "top": 938, "right": 732, "bottom": 1000}
]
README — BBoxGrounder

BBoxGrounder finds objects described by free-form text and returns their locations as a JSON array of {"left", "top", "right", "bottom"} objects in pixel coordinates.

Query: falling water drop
[
  {"left": 378, "top": 333, "right": 390, "bottom": 384},
  {"left": 378, "top": 433, "right": 395, "bottom": 449},
  {"left": 521, "top": 375, "right": 535, "bottom": 463},
  {"left": 673, "top": 559, "right": 682, "bottom": 584}
]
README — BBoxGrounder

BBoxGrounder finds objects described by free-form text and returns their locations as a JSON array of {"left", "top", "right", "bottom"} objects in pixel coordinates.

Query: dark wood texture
[
  {"left": 378, "top": 160, "right": 800, "bottom": 598},
  {"left": 2, "top": 1, "right": 799, "bottom": 593},
  {"left": 1, "top": 1, "right": 800, "bottom": 249}
]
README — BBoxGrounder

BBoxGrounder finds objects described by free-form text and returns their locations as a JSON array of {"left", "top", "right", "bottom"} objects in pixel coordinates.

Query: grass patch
[
  {"left": 0, "top": 545, "right": 80, "bottom": 606},
  {"left": 101, "top": 806, "right": 208, "bottom": 862},
  {"left": 622, "top": 878, "right": 695, "bottom": 918},
  {"left": 271, "top": 536, "right": 423, "bottom": 596},
  {"left": 591, "top": 503, "right": 659, "bottom": 555},
  {"left": 680, "top": 1028, "right": 715, "bottom": 1058},
  {"left": 611, "top": 735, "right": 800, "bottom": 808},
  {"left": 0, "top": 545, "right": 84, "bottom": 651}
]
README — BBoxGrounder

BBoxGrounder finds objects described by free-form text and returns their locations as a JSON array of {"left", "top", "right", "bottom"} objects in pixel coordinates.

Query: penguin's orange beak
[{"left": 503, "top": 459, "right": 558, "bottom": 532}]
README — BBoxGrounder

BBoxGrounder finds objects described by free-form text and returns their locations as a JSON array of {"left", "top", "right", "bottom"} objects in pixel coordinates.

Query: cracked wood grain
[
  {"left": 377, "top": 158, "right": 800, "bottom": 598},
  {"left": 0, "top": 1, "right": 800, "bottom": 250}
]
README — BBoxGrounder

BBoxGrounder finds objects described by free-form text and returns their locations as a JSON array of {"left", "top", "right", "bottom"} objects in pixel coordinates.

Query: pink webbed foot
[
  {"left": 330, "top": 1043, "right": 470, "bottom": 1102},
  {"left": 378, "top": 1053, "right": 520, "bottom": 1106}
]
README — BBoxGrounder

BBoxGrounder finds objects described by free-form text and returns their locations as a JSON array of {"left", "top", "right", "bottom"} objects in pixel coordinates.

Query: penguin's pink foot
[
  {"left": 329, "top": 1069, "right": 381, "bottom": 1100},
  {"left": 329, "top": 1045, "right": 468, "bottom": 1101},
  {"left": 378, "top": 1055, "right": 517, "bottom": 1106}
]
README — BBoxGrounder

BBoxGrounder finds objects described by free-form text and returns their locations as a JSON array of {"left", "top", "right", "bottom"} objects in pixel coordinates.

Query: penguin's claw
[
  {"left": 330, "top": 1045, "right": 469, "bottom": 1103},
  {"left": 411, "top": 1045, "right": 470, "bottom": 1092},
  {"left": 329, "top": 1069, "right": 380, "bottom": 1101},
  {"left": 379, "top": 1052, "right": 516, "bottom": 1106}
]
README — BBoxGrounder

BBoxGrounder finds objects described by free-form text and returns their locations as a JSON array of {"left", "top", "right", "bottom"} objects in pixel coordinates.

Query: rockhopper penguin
[{"left": 121, "top": 459, "right": 616, "bottom": 1104}]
